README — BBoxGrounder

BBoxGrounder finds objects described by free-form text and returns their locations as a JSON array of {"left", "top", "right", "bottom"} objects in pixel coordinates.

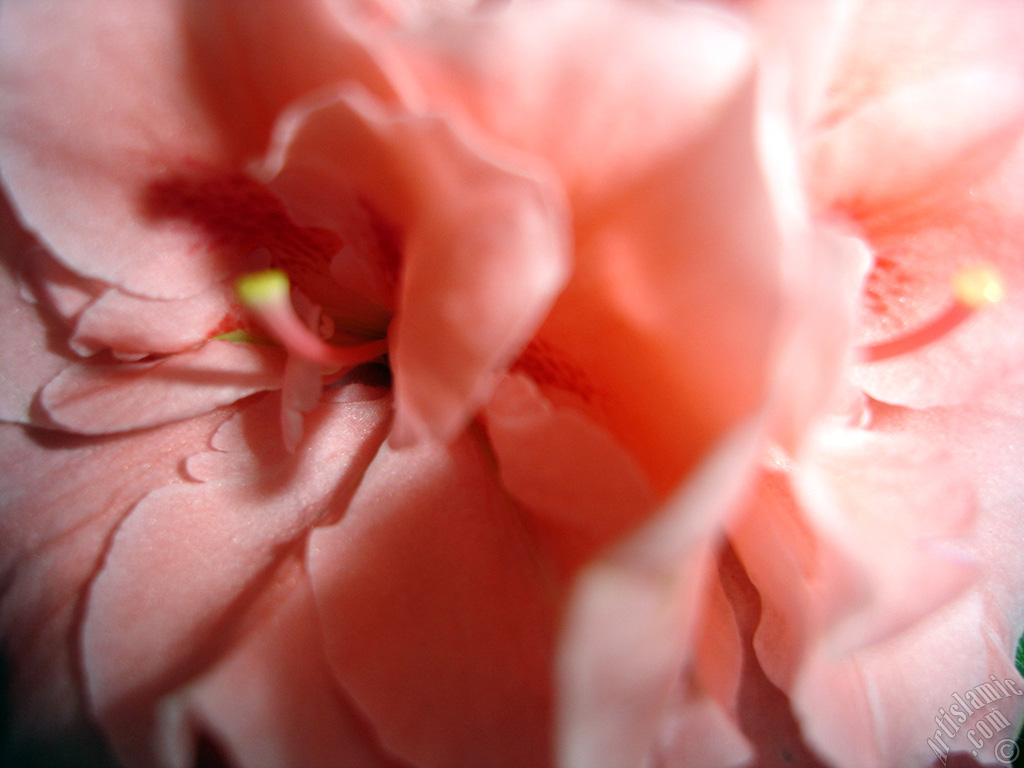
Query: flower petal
[
  {"left": 81, "top": 394, "right": 391, "bottom": 768},
  {"left": 70, "top": 285, "right": 236, "bottom": 358},
  {"left": 848, "top": 143, "right": 1024, "bottom": 408},
  {"left": 481, "top": 372, "right": 657, "bottom": 574},
  {"left": 0, "top": 262, "right": 73, "bottom": 424},
  {"left": 795, "top": 429, "right": 978, "bottom": 653},
  {"left": 0, "top": 0, "right": 249, "bottom": 298},
  {"left": 651, "top": 566, "right": 752, "bottom": 768},
  {"left": 737, "top": 364, "right": 1024, "bottom": 767},
  {"left": 261, "top": 89, "right": 570, "bottom": 446},
  {"left": 388, "top": 0, "right": 754, "bottom": 206},
  {"left": 0, "top": 410, "right": 228, "bottom": 764},
  {"left": 535, "top": 78, "right": 784, "bottom": 492},
  {"left": 786, "top": 0, "right": 1024, "bottom": 408},
  {"left": 41, "top": 339, "right": 285, "bottom": 434},
  {"left": 731, "top": 429, "right": 978, "bottom": 712},
  {"left": 793, "top": 594, "right": 1023, "bottom": 768},
  {"left": 809, "top": 69, "right": 1024, "bottom": 214},
  {"left": 161, "top": 555, "right": 408, "bottom": 768},
  {"left": 557, "top": 421, "right": 764, "bottom": 768},
  {"left": 306, "top": 430, "right": 558, "bottom": 768},
  {"left": 181, "top": 0, "right": 402, "bottom": 160}
]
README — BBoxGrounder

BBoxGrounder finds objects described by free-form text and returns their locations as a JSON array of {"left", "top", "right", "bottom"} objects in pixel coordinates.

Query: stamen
[
  {"left": 857, "top": 266, "right": 1003, "bottom": 364},
  {"left": 236, "top": 269, "right": 388, "bottom": 367}
]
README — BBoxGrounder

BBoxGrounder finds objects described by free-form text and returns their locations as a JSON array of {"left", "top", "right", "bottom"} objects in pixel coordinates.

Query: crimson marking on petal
[
  {"left": 143, "top": 169, "right": 345, "bottom": 299},
  {"left": 236, "top": 269, "right": 387, "bottom": 368},
  {"left": 857, "top": 266, "right": 1003, "bottom": 363},
  {"left": 512, "top": 339, "right": 596, "bottom": 403}
]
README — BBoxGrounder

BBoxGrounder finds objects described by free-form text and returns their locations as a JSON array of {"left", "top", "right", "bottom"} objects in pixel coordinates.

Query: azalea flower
[
  {"left": 559, "top": 1, "right": 1024, "bottom": 767},
  {"left": 0, "top": 1, "right": 811, "bottom": 767},
  {"left": 3, "top": 2, "right": 1021, "bottom": 768}
]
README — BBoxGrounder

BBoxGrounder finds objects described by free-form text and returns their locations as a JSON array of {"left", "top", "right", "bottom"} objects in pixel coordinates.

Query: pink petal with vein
[{"left": 70, "top": 285, "right": 235, "bottom": 358}]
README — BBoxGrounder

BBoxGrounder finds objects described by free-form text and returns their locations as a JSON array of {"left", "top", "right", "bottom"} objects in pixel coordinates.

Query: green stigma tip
[
  {"left": 236, "top": 269, "right": 290, "bottom": 307},
  {"left": 214, "top": 329, "right": 274, "bottom": 345}
]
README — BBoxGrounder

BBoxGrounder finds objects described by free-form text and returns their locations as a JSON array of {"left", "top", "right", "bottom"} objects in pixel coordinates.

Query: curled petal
[
  {"left": 260, "top": 89, "right": 570, "bottom": 446},
  {"left": 70, "top": 285, "right": 236, "bottom": 358}
]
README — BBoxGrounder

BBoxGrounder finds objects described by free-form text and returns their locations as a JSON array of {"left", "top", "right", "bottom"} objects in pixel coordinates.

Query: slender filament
[
  {"left": 236, "top": 269, "right": 387, "bottom": 367},
  {"left": 857, "top": 266, "right": 1003, "bottom": 364}
]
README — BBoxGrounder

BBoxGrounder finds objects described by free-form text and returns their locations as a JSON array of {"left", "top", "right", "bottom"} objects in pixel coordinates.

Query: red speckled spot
[
  {"left": 862, "top": 253, "right": 919, "bottom": 316},
  {"left": 512, "top": 339, "right": 596, "bottom": 404},
  {"left": 145, "top": 168, "right": 343, "bottom": 301}
]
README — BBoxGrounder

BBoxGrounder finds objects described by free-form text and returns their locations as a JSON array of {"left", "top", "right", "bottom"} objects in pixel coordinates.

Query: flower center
[
  {"left": 236, "top": 269, "right": 388, "bottom": 368},
  {"left": 236, "top": 268, "right": 389, "bottom": 450},
  {"left": 856, "top": 266, "right": 1003, "bottom": 363}
]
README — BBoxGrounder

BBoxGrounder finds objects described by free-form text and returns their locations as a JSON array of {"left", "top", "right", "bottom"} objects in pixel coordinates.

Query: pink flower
[
  {"left": 7, "top": 1, "right": 1017, "bottom": 767},
  {"left": 0, "top": 1, "right": 813, "bottom": 767},
  {"left": 559, "top": 2, "right": 1024, "bottom": 767}
]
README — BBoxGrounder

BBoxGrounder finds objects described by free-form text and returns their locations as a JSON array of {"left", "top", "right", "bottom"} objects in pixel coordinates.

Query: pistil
[
  {"left": 236, "top": 269, "right": 388, "bottom": 367},
  {"left": 857, "top": 266, "right": 1003, "bottom": 364}
]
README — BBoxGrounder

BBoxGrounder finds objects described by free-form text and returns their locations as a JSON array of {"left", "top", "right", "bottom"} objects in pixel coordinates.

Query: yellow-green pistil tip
[
  {"left": 953, "top": 266, "right": 1004, "bottom": 308},
  {"left": 236, "top": 269, "right": 290, "bottom": 308}
]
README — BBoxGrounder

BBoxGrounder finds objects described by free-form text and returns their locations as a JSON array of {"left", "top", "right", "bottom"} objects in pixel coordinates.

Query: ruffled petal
[
  {"left": 156, "top": 555, "right": 408, "bottom": 768},
  {"left": 81, "top": 393, "right": 391, "bottom": 768},
  {"left": 0, "top": 410, "right": 228, "bottom": 764},
  {"left": 0, "top": 0, "right": 259, "bottom": 299},
  {"left": 481, "top": 372, "right": 656, "bottom": 575},
  {"left": 260, "top": 89, "right": 570, "bottom": 446},
  {"left": 557, "top": 421, "right": 764, "bottom": 768},
  {"left": 385, "top": 0, "right": 754, "bottom": 206},
  {"left": 794, "top": 428, "right": 977, "bottom": 653},
  {"left": 41, "top": 339, "right": 285, "bottom": 434},
  {"left": 737, "top": 363, "right": 1024, "bottom": 767},
  {"left": 535, "top": 77, "right": 784, "bottom": 492},
  {"left": 306, "top": 429, "right": 558, "bottom": 768},
  {"left": 793, "top": 594, "right": 1023, "bottom": 768},
  {"left": 70, "top": 285, "right": 236, "bottom": 358},
  {"left": 733, "top": 441, "right": 976, "bottom": 700}
]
